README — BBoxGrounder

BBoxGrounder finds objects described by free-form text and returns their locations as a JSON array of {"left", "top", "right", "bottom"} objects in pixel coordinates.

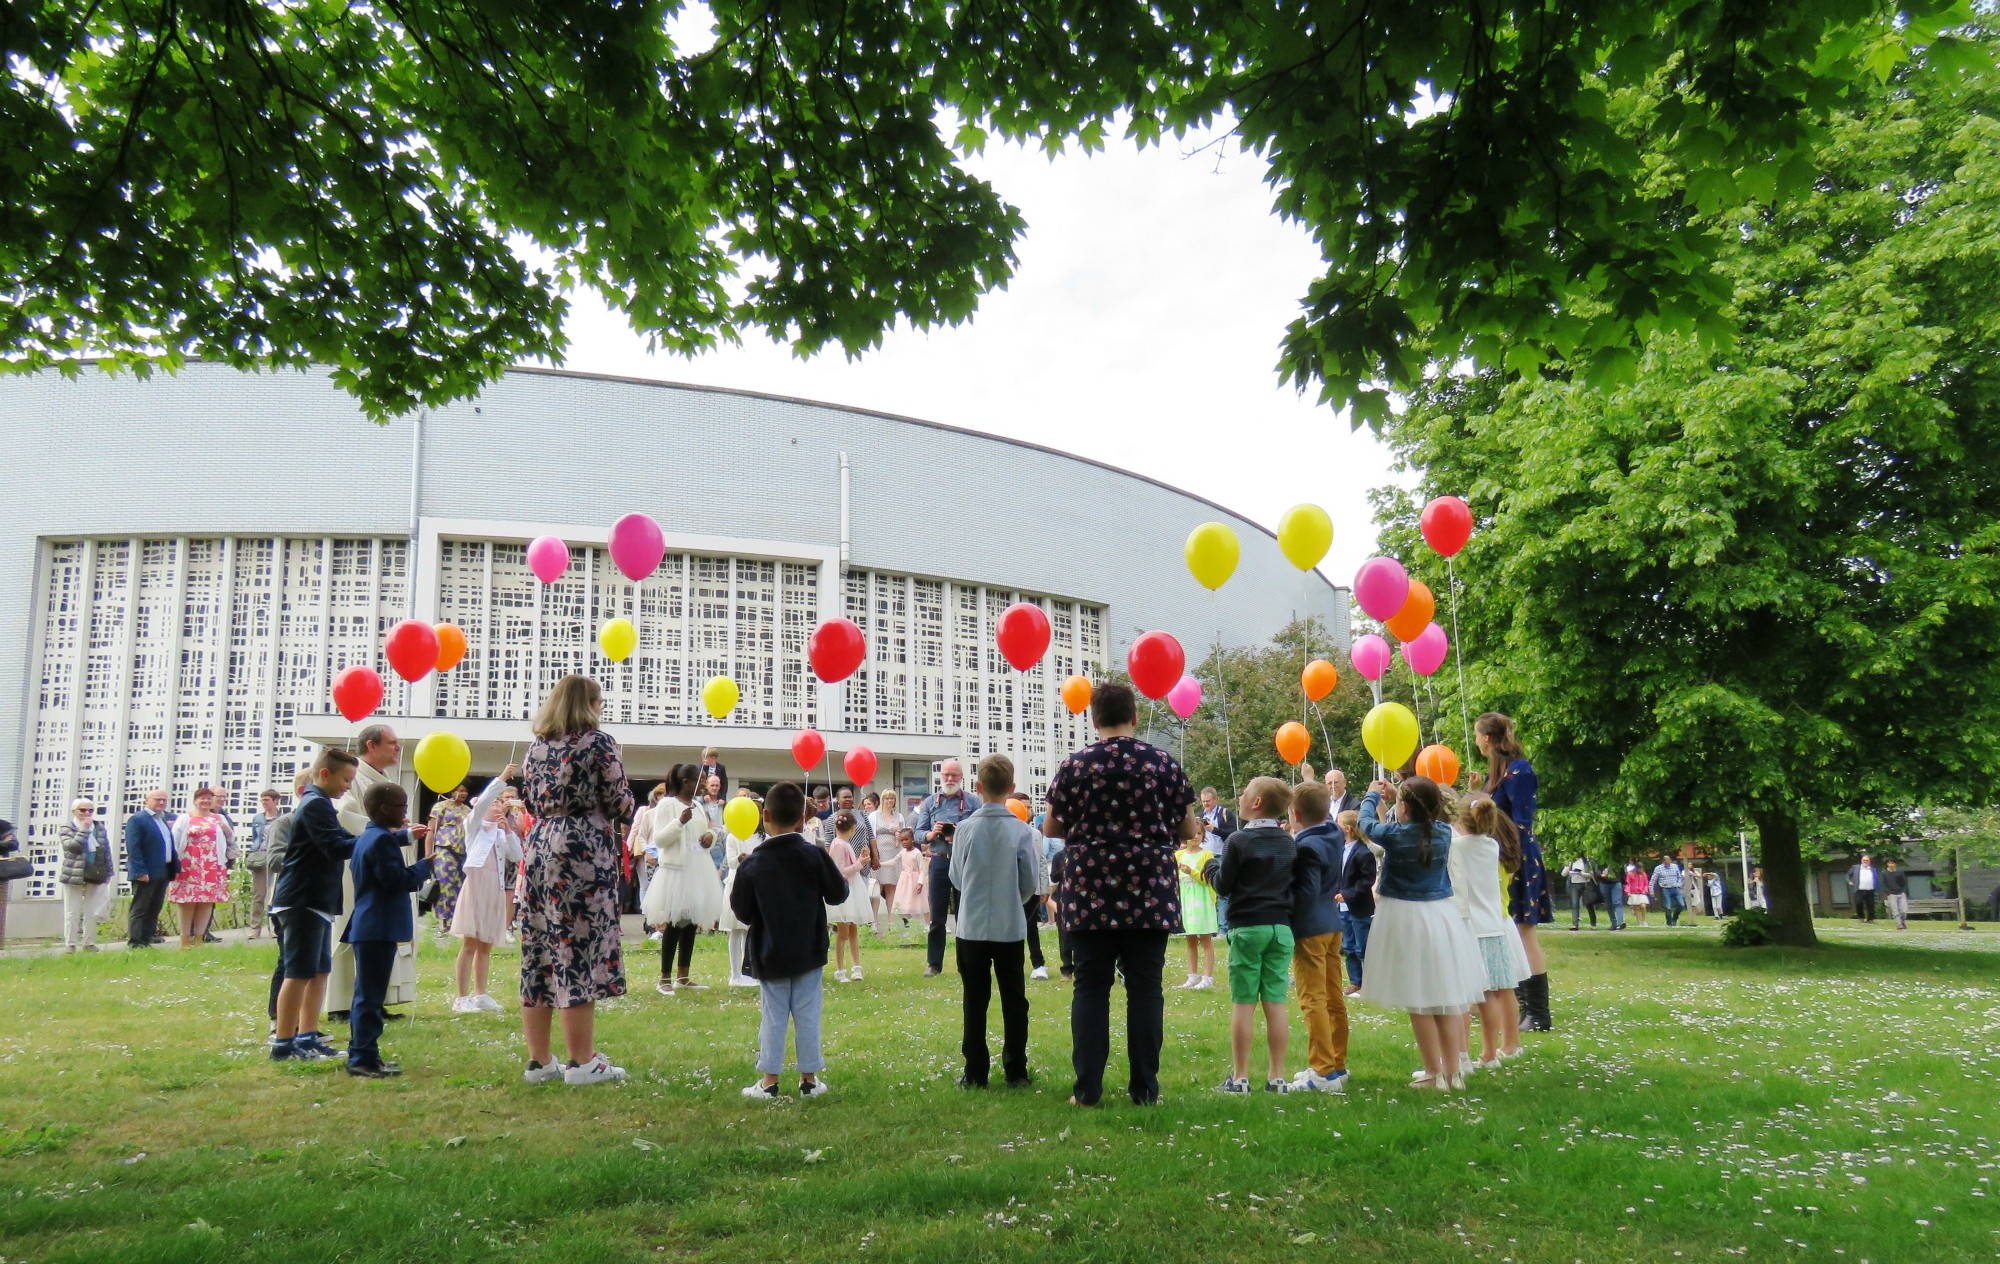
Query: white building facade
[{"left": 2, "top": 364, "right": 1348, "bottom": 924}]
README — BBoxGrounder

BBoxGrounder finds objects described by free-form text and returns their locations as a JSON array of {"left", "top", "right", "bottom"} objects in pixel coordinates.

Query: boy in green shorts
[{"left": 1206, "top": 776, "right": 1298, "bottom": 1094}]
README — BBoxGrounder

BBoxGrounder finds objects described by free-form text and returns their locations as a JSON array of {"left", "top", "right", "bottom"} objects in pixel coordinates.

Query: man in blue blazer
[
  {"left": 123, "top": 788, "right": 177, "bottom": 947},
  {"left": 344, "top": 781, "right": 434, "bottom": 1077}
]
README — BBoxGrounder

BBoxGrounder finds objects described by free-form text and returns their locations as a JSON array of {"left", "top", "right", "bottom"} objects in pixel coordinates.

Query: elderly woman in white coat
[
  {"left": 451, "top": 765, "right": 523, "bottom": 1014},
  {"left": 58, "top": 798, "right": 114, "bottom": 950}
]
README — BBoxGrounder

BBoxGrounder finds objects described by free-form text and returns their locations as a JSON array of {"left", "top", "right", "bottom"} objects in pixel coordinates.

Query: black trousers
[
  {"left": 1855, "top": 890, "right": 1877, "bottom": 922},
  {"left": 267, "top": 914, "right": 286, "bottom": 1021},
  {"left": 348, "top": 940, "right": 398, "bottom": 1064},
  {"left": 1023, "top": 898, "right": 1046, "bottom": 970},
  {"left": 957, "top": 938, "right": 1029, "bottom": 1084},
  {"left": 926, "top": 855, "right": 953, "bottom": 971},
  {"left": 1069, "top": 928, "right": 1169, "bottom": 1106},
  {"left": 1056, "top": 916, "right": 1074, "bottom": 975},
  {"left": 127, "top": 877, "right": 168, "bottom": 945},
  {"left": 662, "top": 923, "right": 699, "bottom": 980}
]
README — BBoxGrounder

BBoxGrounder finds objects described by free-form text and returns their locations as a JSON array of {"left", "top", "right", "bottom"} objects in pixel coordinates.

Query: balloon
[
  {"left": 1184, "top": 522, "right": 1240, "bottom": 591},
  {"left": 1362, "top": 702, "right": 1420, "bottom": 769},
  {"left": 607, "top": 512, "right": 666, "bottom": 582},
  {"left": 433, "top": 623, "right": 468, "bottom": 672},
  {"left": 1401, "top": 622, "right": 1449, "bottom": 676},
  {"left": 1275, "top": 721, "right": 1311, "bottom": 766},
  {"left": 1301, "top": 658, "right": 1340, "bottom": 702},
  {"left": 1277, "top": 504, "right": 1333, "bottom": 571},
  {"left": 1350, "top": 634, "right": 1392, "bottom": 682},
  {"left": 384, "top": 619, "right": 439, "bottom": 683},
  {"left": 995, "top": 602, "right": 1052, "bottom": 672},
  {"left": 1060, "top": 675, "right": 1093, "bottom": 715},
  {"left": 1353, "top": 556, "right": 1411, "bottom": 622},
  {"left": 1385, "top": 579, "right": 1437, "bottom": 643},
  {"left": 843, "top": 746, "right": 877, "bottom": 786},
  {"left": 526, "top": 535, "right": 570, "bottom": 584},
  {"left": 702, "top": 675, "right": 740, "bottom": 719},
  {"left": 597, "top": 618, "right": 637, "bottom": 662},
  {"left": 1416, "top": 744, "right": 1461, "bottom": 786},
  {"left": 808, "top": 618, "right": 867, "bottom": 684},
  {"left": 1127, "top": 630, "right": 1186, "bottom": 700},
  {"left": 1006, "top": 799, "right": 1031, "bottom": 824},
  {"left": 724, "top": 796, "right": 762, "bottom": 841},
  {"left": 1421, "top": 496, "right": 1473, "bottom": 558},
  {"left": 791, "top": 729, "right": 826, "bottom": 772},
  {"left": 1166, "top": 673, "right": 1203, "bottom": 720},
  {"left": 331, "top": 666, "right": 384, "bottom": 724},
  {"left": 412, "top": 731, "right": 471, "bottom": 794}
]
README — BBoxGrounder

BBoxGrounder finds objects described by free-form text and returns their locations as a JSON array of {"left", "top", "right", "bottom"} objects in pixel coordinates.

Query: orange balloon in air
[
  {"left": 434, "top": 623, "right": 468, "bottom": 672},
  {"left": 1060, "top": 675, "right": 1093, "bottom": 715},
  {"left": 1007, "top": 799, "right": 1031, "bottom": 824},
  {"left": 1301, "top": 658, "right": 1339, "bottom": 702},
  {"left": 1415, "top": 743, "right": 1461, "bottom": 786},
  {"left": 1275, "top": 721, "right": 1311, "bottom": 766},
  {"left": 1386, "top": 579, "right": 1436, "bottom": 643}
]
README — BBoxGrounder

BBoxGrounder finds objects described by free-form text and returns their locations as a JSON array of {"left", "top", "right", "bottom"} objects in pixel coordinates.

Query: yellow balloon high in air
[
  {"left": 597, "top": 617, "right": 637, "bottom": 662},
  {"left": 412, "top": 731, "right": 471, "bottom": 794},
  {"left": 724, "top": 796, "right": 761, "bottom": 840},
  {"left": 702, "top": 675, "right": 740, "bottom": 719},
  {"left": 1184, "top": 521, "right": 1241, "bottom": 591},
  {"left": 1361, "top": 702, "right": 1420, "bottom": 770},
  {"left": 1277, "top": 504, "right": 1333, "bottom": 571}
]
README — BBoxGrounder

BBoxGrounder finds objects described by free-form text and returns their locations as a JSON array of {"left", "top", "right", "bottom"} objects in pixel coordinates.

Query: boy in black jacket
[
  {"left": 728, "top": 782, "right": 848, "bottom": 1100},
  {"left": 1206, "top": 776, "right": 1298, "bottom": 1095},
  {"left": 269, "top": 748, "right": 360, "bottom": 1063}
]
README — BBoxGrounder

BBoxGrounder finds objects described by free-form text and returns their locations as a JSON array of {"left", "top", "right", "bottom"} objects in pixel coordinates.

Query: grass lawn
[{"left": 1, "top": 919, "right": 1995, "bottom": 1263}]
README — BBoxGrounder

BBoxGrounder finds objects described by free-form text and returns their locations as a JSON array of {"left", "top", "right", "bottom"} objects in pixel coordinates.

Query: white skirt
[
  {"left": 827, "top": 874, "right": 871, "bottom": 925},
  {"left": 642, "top": 858, "right": 725, "bottom": 928},
  {"left": 1360, "top": 896, "right": 1491, "bottom": 1014}
]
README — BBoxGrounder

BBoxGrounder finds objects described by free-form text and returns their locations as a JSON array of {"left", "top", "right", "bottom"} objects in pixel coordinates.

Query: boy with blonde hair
[{"left": 1207, "top": 776, "right": 1297, "bottom": 1094}]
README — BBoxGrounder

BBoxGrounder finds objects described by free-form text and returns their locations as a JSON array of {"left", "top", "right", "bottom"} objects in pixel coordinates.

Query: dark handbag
[{"left": 0, "top": 856, "right": 33, "bottom": 881}]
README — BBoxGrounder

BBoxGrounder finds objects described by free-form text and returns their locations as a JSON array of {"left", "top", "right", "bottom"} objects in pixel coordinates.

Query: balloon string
[
  {"left": 1309, "top": 700, "right": 1336, "bottom": 776},
  {"left": 1370, "top": 677, "right": 1384, "bottom": 782},
  {"left": 1210, "top": 591, "right": 1238, "bottom": 800},
  {"left": 1447, "top": 556, "right": 1473, "bottom": 766}
]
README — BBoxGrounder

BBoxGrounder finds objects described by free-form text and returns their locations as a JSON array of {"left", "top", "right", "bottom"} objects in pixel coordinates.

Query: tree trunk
[{"left": 1755, "top": 809, "right": 1819, "bottom": 947}]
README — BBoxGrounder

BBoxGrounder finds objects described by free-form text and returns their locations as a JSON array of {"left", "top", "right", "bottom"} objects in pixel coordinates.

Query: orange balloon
[
  {"left": 1061, "top": 675, "right": 1093, "bottom": 715},
  {"left": 1386, "top": 579, "right": 1437, "bottom": 643},
  {"left": 1275, "top": 721, "right": 1311, "bottom": 766},
  {"left": 1007, "top": 799, "right": 1031, "bottom": 823},
  {"left": 1301, "top": 658, "right": 1339, "bottom": 702},
  {"left": 434, "top": 623, "right": 468, "bottom": 672},
  {"left": 1415, "top": 743, "right": 1461, "bottom": 786}
]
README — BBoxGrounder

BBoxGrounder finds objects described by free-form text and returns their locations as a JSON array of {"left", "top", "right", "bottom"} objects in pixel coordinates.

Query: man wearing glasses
[{"left": 910, "top": 761, "right": 980, "bottom": 976}]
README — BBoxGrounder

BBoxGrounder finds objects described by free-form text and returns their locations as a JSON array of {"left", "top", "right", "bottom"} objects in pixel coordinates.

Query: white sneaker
[
  {"left": 1030, "top": 966, "right": 1048, "bottom": 980},
  {"left": 647, "top": 930, "right": 663, "bottom": 942},
  {"left": 799, "top": 1077, "right": 830, "bottom": 1098},
  {"left": 742, "top": 1080, "right": 782, "bottom": 1101},
  {"left": 563, "top": 1053, "right": 627, "bottom": 1086},
  {"left": 523, "top": 1060, "right": 565, "bottom": 1084},
  {"left": 834, "top": 968, "right": 849, "bottom": 983},
  {"left": 1194, "top": 976, "right": 1215, "bottom": 990},
  {"left": 849, "top": 966, "right": 863, "bottom": 981},
  {"left": 731, "top": 976, "right": 758, "bottom": 988},
  {"left": 1476, "top": 1057, "right": 1504, "bottom": 1070},
  {"left": 473, "top": 993, "right": 504, "bottom": 1013},
  {"left": 451, "top": 995, "right": 479, "bottom": 1014},
  {"left": 1296, "top": 1069, "right": 1349, "bottom": 1094},
  {"left": 1458, "top": 1054, "right": 1478, "bottom": 1076}
]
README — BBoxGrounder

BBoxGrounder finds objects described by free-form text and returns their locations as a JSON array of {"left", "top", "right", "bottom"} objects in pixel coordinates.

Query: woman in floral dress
[
  {"left": 167, "top": 786, "right": 231, "bottom": 948},
  {"left": 426, "top": 783, "right": 473, "bottom": 937},
  {"left": 517, "top": 675, "right": 636, "bottom": 1086}
]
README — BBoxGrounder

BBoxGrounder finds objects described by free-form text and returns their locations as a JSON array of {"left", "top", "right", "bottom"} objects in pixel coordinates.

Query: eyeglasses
[{"left": 77, "top": 807, "right": 95, "bottom": 813}]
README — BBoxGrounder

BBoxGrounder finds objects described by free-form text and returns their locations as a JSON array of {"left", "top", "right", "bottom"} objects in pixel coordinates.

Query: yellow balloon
[
  {"left": 702, "top": 675, "right": 740, "bottom": 719},
  {"left": 724, "top": 796, "right": 761, "bottom": 840},
  {"left": 1277, "top": 504, "right": 1333, "bottom": 571},
  {"left": 1361, "top": 702, "right": 1420, "bottom": 770},
  {"left": 1184, "top": 521, "right": 1241, "bottom": 591},
  {"left": 597, "top": 617, "right": 637, "bottom": 663},
  {"left": 412, "top": 731, "right": 471, "bottom": 795}
]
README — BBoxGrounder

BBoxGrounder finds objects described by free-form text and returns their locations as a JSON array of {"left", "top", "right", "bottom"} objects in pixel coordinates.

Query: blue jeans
[
  {"left": 1659, "top": 887, "right": 1686, "bottom": 926},
  {"left": 1338, "top": 909, "right": 1371, "bottom": 987},
  {"left": 347, "top": 939, "right": 398, "bottom": 1065},
  {"left": 757, "top": 969, "right": 825, "bottom": 1076},
  {"left": 1598, "top": 881, "right": 1625, "bottom": 929},
  {"left": 927, "top": 855, "right": 953, "bottom": 971}
]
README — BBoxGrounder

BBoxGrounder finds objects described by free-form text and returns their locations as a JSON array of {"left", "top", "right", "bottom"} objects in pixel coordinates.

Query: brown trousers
[{"left": 1293, "top": 930, "right": 1349, "bottom": 1075}]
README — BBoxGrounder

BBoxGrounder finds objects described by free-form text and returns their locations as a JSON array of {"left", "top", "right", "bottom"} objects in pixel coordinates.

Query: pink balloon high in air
[
  {"left": 1401, "top": 622, "right": 1449, "bottom": 676},
  {"left": 1166, "top": 673, "right": 1203, "bottom": 719},
  {"left": 526, "top": 535, "right": 570, "bottom": 584},
  {"left": 1350, "top": 633, "right": 1393, "bottom": 681},
  {"left": 1353, "top": 556, "right": 1411, "bottom": 622},
  {"left": 607, "top": 513, "right": 666, "bottom": 582}
]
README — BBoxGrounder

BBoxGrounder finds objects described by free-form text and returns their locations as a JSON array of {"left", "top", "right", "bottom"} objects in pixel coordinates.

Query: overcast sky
[{"left": 548, "top": 125, "right": 1406, "bottom": 588}]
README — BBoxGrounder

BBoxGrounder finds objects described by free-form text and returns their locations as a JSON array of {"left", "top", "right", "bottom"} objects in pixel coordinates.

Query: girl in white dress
[
  {"left": 825, "top": 811, "right": 871, "bottom": 981},
  {"left": 641, "top": 764, "right": 725, "bottom": 995},
  {"left": 451, "top": 765, "right": 524, "bottom": 1014},
  {"left": 1448, "top": 796, "right": 1531, "bottom": 1065},
  {"left": 717, "top": 816, "right": 765, "bottom": 987}
]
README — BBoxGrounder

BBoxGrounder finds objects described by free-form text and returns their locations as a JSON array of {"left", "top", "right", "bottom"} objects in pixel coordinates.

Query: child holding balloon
[
  {"left": 825, "top": 811, "right": 871, "bottom": 981},
  {"left": 642, "top": 763, "right": 725, "bottom": 995},
  {"left": 1173, "top": 812, "right": 1218, "bottom": 989}
]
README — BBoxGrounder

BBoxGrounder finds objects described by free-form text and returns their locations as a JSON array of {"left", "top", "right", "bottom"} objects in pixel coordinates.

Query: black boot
[
  {"left": 1526, "top": 972, "right": 1553, "bottom": 1031},
  {"left": 1514, "top": 981, "right": 1533, "bottom": 1028}
]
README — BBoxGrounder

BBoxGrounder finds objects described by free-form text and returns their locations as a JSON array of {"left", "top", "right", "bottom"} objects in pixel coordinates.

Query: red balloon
[
  {"left": 1127, "top": 630, "right": 1186, "bottom": 700},
  {"left": 384, "top": 619, "right": 439, "bottom": 683},
  {"left": 1420, "top": 496, "right": 1473, "bottom": 558},
  {"left": 791, "top": 729, "right": 826, "bottom": 772},
  {"left": 808, "top": 618, "right": 867, "bottom": 684},
  {"left": 995, "top": 602, "right": 1052, "bottom": 672},
  {"left": 843, "top": 746, "right": 878, "bottom": 786},
  {"left": 331, "top": 666, "right": 384, "bottom": 724}
]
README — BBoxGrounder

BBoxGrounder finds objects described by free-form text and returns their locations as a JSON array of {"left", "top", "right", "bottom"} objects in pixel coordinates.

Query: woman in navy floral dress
[
  {"left": 517, "top": 674, "right": 636, "bottom": 1086},
  {"left": 1478, "top": 711, "right": 1555, "bottom": 1034}
]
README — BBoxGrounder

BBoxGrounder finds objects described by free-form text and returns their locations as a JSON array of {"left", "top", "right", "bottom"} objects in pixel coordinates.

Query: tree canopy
[
  {"left": 1375, "top": 33, "right": 2000, "bottom": 945},
  {"left": 3, "top": 0, "right": 1976, "bottom": 418}
]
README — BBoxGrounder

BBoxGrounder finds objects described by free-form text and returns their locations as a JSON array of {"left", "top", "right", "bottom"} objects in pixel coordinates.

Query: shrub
[{"left": 1721, "top": 907, "right": 1775, "bottom": 947}]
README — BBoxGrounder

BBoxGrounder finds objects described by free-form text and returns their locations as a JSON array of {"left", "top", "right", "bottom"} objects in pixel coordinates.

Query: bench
[{"left": 1907, "top": 897, "right": 1961, "bottom": 920}]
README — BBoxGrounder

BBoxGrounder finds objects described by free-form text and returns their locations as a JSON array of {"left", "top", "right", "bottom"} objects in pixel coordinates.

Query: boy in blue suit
[{"left": 344, "top": 781, "right": 434, "bottom": 1078}]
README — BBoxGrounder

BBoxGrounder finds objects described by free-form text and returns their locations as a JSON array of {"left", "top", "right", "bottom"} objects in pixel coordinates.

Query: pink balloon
[
  {"left": 1350, "top": 633, "right": 1392, "bottom": 682},
  {"left": 526, "top": 535, "right": 570, "bottom": 584},
  {"left": 1353, "top": 556, "right": 1411, "bottom": 622},
  {"left": 607, "top": 513, "right": 666, "bottom": 583},
  {"left": 1401, "top": 622, "right": 1449, "bottom": 676},
  {"left": 1166, "top": 673, "right": 1203, "bottom": 719}
]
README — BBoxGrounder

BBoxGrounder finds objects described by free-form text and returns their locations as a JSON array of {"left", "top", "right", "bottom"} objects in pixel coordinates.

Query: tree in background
[
  {"left": 5, "top": 1, "right": 1973, "bottom": 418},
  {"left": 1375, "top": 35, "right": 2000, "bottom": 946}
]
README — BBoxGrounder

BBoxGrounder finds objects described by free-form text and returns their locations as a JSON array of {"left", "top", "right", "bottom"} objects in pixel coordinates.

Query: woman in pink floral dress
[
  {"left": 167, "top": 786, "right": 231, "bottom": 948},
  {"left": 517, "top": 675, "right": 636, "bottom": 1086}
]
